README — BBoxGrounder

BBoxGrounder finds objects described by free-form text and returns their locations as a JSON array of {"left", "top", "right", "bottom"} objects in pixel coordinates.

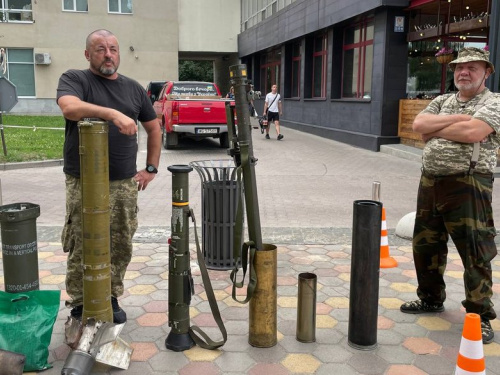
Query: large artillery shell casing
[
  {"left": 296, "top": 272, "right": 317, "bottom": 343},
  {"left": 249, "top": 244, "right": 277, "bottom": 348},
  {"left": 78, "top": 120, "right": 113, "bottom": 323},
  {"left": 348, "top": 200, "right": 382, "bottom": 350}
]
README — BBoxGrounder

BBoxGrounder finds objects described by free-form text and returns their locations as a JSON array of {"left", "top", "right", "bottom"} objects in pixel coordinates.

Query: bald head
[{"left": 86, "top": 29, "right": 116, "bottom": 49}]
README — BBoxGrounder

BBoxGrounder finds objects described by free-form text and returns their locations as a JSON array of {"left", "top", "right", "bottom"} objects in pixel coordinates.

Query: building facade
[
  {"left": 0, "top": 0, "right": 240, "bottom": 113},
  {"left": 238, "top": 0, "right": 499, "bottom": 151}
]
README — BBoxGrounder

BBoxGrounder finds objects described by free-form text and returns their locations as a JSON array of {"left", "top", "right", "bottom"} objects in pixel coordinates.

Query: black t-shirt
[{"left": 56, "top": 69, "right": 157, "bottom": 180}]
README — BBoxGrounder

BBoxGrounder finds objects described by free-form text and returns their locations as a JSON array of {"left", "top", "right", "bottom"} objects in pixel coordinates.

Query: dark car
[{"left": 145, "top": 80, "right": 168, "bottom": 104}]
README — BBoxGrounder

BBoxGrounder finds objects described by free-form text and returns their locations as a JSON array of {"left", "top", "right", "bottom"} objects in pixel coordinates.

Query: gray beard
[{"left": 99, "top": 66, "right": 117, "bottom": 76}]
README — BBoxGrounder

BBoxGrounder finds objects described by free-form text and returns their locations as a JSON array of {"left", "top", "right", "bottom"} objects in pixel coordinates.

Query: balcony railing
[{"left": 0, "top": 8, "right": 33, "bottom": 22}]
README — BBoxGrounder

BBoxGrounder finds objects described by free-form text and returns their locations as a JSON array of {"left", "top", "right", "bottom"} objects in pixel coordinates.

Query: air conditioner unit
[{"left": 35, "top": 53, "right": 51, "bottom": 65}]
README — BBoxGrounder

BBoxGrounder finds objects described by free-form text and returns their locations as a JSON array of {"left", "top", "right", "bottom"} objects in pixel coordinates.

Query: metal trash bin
[
  {"left": 0, "top": 202, "right": 40, "bottom": 293},
  {"left": 190, "top": 160, "right": 242, "bottom": 270}
]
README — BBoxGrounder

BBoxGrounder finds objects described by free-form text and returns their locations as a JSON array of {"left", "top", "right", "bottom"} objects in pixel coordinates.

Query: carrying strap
[
  {"left": 265, "top": 93, "right": 279, "bottom": 114},
  {"left": 229, "top": 146, "right": 258, "bottom": 304},
  {"left": 442, "top": 91, "right": 493, "bottom": 173},
  {"left": 187, "top": 209, "right": 227, "bottom": 349}
]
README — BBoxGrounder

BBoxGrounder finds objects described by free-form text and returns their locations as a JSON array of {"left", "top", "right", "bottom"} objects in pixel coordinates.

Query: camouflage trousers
[
  {"left": 62, "top": 174, "right": 138, "bottom": 307},
  {"left": 413, "top": 171, "right": 497, "bottom": 320}
]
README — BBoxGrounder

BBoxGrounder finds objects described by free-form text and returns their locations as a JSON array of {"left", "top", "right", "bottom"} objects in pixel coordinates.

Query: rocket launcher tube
[{"left": 78, "top": 120, "right": 113, "bottom": 324}]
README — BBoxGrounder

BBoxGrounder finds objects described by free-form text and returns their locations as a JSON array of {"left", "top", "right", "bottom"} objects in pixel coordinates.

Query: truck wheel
[
  {"left": 163, "top": 128, "right": 178, "bottom": 149},
  {"left": 219, "top": 133, "right": 229, "bottom": 148}
]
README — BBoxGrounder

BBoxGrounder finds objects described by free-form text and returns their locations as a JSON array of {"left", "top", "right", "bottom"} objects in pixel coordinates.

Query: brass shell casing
[{"left": 249, "top": 244, "right": 277, "bottom": 348}]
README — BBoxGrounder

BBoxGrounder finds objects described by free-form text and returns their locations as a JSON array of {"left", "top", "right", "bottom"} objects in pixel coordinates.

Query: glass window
[
  {"left": 260, "top": 49, "right": 281, "bottom": 94},
  {"left": 6, "top": 49, "right": 35, "bottom": 96},
  {"left": 342, "top": 19, "right": 373, "bottom": 99},
  {"left": 63, "top": 0, "right": 88, "bottom": 11},
  {"left": 291, "top": 43, "right": 301, "bottom": 98},
  {"left": 312, "top": 33, "right": 327, "bottom": 98},
  {"left": 108, "top": 0, "right": 132, "bottom": 14},
  {"left": 1, "top": 0, "right": 32, "bottom": 22}
]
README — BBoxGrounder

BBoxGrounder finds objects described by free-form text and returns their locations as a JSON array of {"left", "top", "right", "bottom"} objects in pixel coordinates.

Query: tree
[{"left": 179, "top": 60, "right": 213, "bottom": 81}]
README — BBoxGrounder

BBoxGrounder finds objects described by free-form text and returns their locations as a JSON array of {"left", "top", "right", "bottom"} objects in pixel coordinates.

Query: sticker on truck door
[{"left": 195, "top": 128, "right": 219, "bottom": 134}]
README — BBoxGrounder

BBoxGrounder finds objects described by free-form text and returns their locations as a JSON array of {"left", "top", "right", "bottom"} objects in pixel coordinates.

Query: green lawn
[{"left": 0, "top": 115, "right": 65, "bottom": 163}]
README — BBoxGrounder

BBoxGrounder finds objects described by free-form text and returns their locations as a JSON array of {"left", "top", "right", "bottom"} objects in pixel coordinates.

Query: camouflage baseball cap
[{"left": 449, "top": 47, "right": 495, "bottom": 74}]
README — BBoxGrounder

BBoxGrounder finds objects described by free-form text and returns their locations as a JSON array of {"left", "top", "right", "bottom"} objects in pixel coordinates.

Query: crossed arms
[{"left": 413, "top": 113, "right": 494, "bottom": 143}]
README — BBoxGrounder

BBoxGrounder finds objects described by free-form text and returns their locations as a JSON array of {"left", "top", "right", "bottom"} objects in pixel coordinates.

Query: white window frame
[
  {"left": 108, "top": 0, "right": 132, "bottom": 14},
  {"left": 0, "top": 0, "right": 33, "bottom": 23},
  {"left": 5, "top": 48, "right": 36, "bottom": 98},
  {"left": 62, "top": 0, "right": 88, "bottom": 12}
]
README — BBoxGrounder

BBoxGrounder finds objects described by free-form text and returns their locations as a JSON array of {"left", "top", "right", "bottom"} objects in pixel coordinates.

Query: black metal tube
[
  {"left": 348, "top": 200, "right": 382, "bottom": 350},
  {"left": 0, "top": 202, "right": 40, "bottom": 293},
  {"left": 165, "top": 164, "right": 195, "bottom": 352}
]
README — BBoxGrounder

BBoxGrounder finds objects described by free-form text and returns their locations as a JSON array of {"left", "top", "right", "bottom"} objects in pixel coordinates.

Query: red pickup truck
[{"left": 153, "top": 81, "right": 233, "bottom": 149}]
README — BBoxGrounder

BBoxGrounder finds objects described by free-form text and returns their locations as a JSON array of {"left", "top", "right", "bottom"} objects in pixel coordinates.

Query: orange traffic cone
[
  {"left": 380, "top": 207, "right": 397, "bottom": 268},
  {"left": 455, "top": 313, "right": 485, "bottom": 375}
]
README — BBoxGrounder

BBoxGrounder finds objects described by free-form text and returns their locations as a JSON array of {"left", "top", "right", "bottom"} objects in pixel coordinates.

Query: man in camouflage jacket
[{"left": 400, "top": 47, "right": 499, "bottom": 344}]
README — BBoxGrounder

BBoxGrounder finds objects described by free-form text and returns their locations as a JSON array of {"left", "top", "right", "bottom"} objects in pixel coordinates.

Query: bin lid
[{"left": 0, "top": 203, "right": 41, "bottom": 222}]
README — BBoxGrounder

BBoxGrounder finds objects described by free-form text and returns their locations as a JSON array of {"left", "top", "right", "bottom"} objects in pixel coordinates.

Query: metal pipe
[
  {"left": 348, "top": 199, "right": 382, "bottom": 350},
  {"left": 165, "top": 164, "right": 195, "bottom": 352},
  {"left": 372, "top": 181, "right": 381, "bottom": 202},
  {"left": 228, "top": 64, "right": 262, "bottom": 250},
  {"left": 78, "top": 119, "right": 113, "bottom": 324},
  {"left": 296, "top": 272, "right": 317, "bottom": 343}
]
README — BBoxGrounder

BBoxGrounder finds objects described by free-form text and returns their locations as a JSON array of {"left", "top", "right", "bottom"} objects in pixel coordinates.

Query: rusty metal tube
[
  {"left": 296, "top": 272, "right": 317, "bottom": 343},
  {"left": 249, "top": 243, "right": 277, "bottom": 348},
  {"left": 78, "top": 119, "right": 113, "bottom": 324}
]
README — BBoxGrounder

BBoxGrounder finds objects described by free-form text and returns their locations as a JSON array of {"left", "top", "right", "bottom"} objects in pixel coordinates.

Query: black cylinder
[
  {"left": 348, "top": 200, "right": 382, "bottom": 350},
  {"left": 0, "top": 202, "right": 40, "bottom": 293}
]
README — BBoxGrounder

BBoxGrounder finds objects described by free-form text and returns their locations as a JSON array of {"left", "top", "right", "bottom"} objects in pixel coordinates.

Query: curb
[{"left": 0, "top": 159, "right": 64, "bottom": 171}]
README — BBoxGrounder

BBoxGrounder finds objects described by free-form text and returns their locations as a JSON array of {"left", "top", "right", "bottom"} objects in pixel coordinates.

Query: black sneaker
[
  {"left": 112, "top": 297, "right": 127, "bottom": 324},
  {"left": 277, "top": 134, "right": 284, "bottom": 140},
  {"left": 265, "top": 134, "right": 270, "bottom": 139},
  {"left": 481, "top": 317, "right": 494, "bottom": 344},
  {"left": 70, "top": 305, "right": 83, "bottom": 320},
  {"left": 400, "top": 299, "right": 444, "bottom": 314}
]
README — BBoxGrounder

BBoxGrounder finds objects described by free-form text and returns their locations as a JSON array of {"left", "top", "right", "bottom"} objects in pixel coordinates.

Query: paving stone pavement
[{"left": 0, "top": 121, "right": 499, "bottom": 374}]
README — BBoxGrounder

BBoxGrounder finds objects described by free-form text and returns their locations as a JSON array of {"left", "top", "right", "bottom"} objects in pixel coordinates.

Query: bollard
[
  {"left": 248, "top": 243, "right": 277, "bottom": 348},
  {"left": 78, "top": 119, "right": 113, "bottom": 324},
  {"left": 348, "top": 200, "right": 382, "bottom": 350},
  {"left": 296, "top": 272, "right": 317, "bottom": 343},
  {"left": 0, "top": 202, "right": 40, "bottom": 293},
  {"left": 165, "top": 165, "right": 196, "bottom": 352}
]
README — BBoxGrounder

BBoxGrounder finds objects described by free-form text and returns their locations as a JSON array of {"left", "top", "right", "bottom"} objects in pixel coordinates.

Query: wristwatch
[{"left": 146, "top": 164, "right": 158, "bottom": 174}]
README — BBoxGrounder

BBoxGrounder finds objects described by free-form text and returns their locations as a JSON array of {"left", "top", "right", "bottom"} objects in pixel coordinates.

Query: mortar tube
[
  {"left": 165, "top": 165, "right": 195, "bottom": 352},
  {"left": 348, "top": 199, "right": 382, "bottom": 350},
  {"left": 296, "top": 272, "right": 317, "bottom": 343}
]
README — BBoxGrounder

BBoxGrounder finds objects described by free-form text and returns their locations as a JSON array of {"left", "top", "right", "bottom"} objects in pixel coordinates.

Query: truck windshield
[{"left": 170, "top": 83, "right": 219, "bottom": 97}]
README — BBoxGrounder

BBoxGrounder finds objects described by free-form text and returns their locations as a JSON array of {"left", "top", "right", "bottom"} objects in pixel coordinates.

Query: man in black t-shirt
[{"left": 56, "top": 29, "right": 161, "bottom": 324}]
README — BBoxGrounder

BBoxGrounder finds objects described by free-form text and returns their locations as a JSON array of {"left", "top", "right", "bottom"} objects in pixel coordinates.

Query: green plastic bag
[{"left": 0, "top": 290, "right": 60, "bottom": 372}]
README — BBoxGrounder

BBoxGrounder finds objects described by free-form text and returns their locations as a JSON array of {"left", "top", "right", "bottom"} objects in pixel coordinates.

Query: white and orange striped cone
[
  {"left": 380, "top": 207, "right": 397, "bottom": 268},
  {"left": 455, "top": 313, "right": 485, "bottom": 375}
]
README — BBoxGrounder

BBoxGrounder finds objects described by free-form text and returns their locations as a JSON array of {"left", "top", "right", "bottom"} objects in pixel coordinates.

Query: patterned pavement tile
[{"left": 281, "top": 353, "right": 321, "bottom": 373}]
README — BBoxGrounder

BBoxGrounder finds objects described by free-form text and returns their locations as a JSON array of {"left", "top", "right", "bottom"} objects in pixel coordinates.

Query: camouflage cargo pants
[
  {"left": 62, "top": 174, "right": 138, "bottom": 307},
  {"left": 413, "top": 172, "right": 497, "bottom": 320}
]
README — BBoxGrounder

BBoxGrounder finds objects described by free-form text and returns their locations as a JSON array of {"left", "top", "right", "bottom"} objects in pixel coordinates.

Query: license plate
[{"left": 196, "top": 128, "right": 218, "bottom": 134}]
